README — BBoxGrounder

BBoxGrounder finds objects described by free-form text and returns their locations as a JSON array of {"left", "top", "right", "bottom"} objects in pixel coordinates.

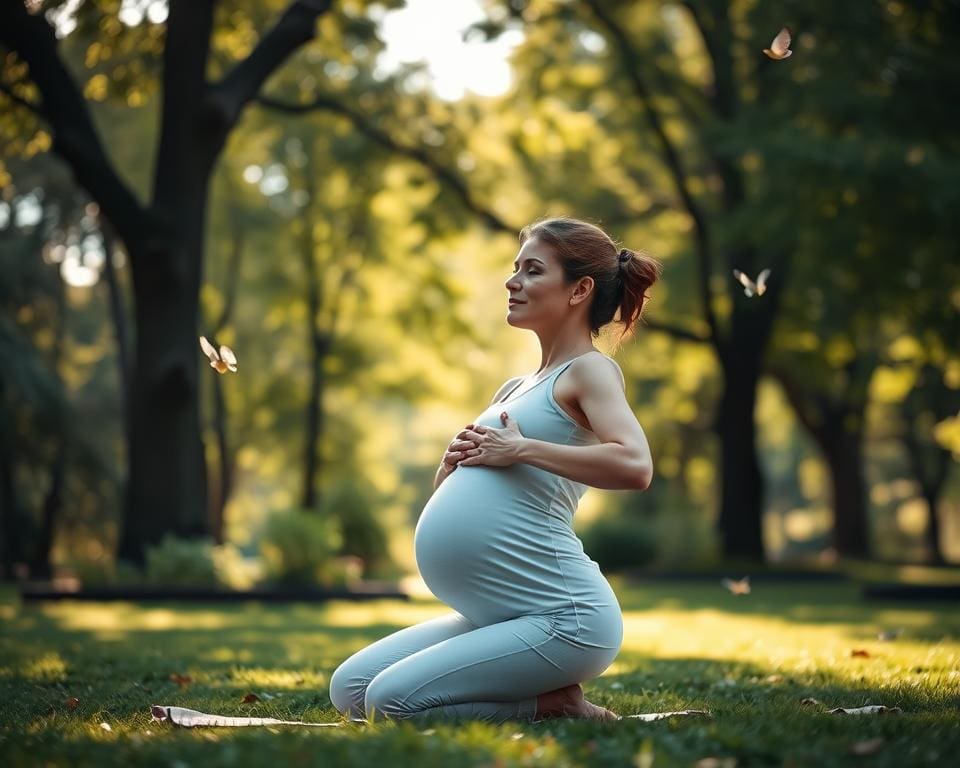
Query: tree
[{"left": 1, "top": 0, "right": 336, "bottom": 565}]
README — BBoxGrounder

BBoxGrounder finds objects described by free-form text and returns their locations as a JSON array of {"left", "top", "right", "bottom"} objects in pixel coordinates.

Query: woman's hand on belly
[
  {"left": 457, "top": 411, "right": 527, "bottom": 468},
  {"left": 435, "top": 424, "right": 486, "bottom": 489}
]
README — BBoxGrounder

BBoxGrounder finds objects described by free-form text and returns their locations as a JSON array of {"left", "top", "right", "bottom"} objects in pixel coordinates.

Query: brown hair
[{"left": 518, "top": 216, "right": 663, "bottom": 351}]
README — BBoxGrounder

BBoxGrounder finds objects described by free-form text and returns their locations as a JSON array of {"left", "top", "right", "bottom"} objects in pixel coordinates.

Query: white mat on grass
[
  {"left": 150, "top": 705, "right": 361, "bottom": 728},
  {"left": 151, "top": 704, "right": 710, "bottom": 728}
]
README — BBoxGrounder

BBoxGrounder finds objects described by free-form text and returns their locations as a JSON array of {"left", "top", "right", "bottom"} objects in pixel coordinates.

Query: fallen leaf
[
  {"left": 420, "top": 728, "right": 436, "bottom": 736},
  {"left": 696, "top": 758, "right": 738, "bottom": 768},
  {"left": 721, "top": 576, "right": 751, "bottom": 595},
  {"left": 241, "top": 693, "right": 260, "bottom": 704},
  {"left": 169, "top": 673, "right": 193, "bottom": 687},
  {"left": 850, "top": 649, "right": 871, "bottom": 658},
  {"left": 799, "top": 697, "right": 821, "bottom": 707},
  {"left": 66, "top": 697, "right": 80, "bottom": 710},
  {"left": 829, "top": 705, "right": 902, "bottom": 715},
  {"left": 850, "top": 738, "right": 885, "bottom": 755},
  {"left": 100, "top": 722, "right": 112, "bottom": 732},
  {"left": 511, "top": 732, "right": 524, "bottom": 740}
]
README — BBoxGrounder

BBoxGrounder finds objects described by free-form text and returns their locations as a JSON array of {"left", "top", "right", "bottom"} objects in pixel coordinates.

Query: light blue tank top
[{"left": 414, "top": 350, "right": 616, "bottom": 627}]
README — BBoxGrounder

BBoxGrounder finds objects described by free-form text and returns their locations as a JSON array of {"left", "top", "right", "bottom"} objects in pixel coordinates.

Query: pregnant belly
[{"left": 414, "top": 465, "right": 603, "bottom": 626}]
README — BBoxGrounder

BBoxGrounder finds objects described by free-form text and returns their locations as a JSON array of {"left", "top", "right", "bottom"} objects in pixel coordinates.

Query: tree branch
[
  {"left": 0, "top": 1, "right": 152, "bottom": 249},
  {"left": 208, "top": 0, "right": 335, "bottom": 138},
  {"left": 256, "top": 92, "right": 517, "bottom": 234},
  {"left": 641, "top": 318, "right": 711, "bottom": 344},
  {"left": 580, "top": 0, "right": 724, "bottom": 357}
]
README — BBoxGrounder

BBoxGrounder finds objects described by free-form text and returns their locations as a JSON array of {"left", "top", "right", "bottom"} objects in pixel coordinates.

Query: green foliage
[
  {"left": 144, "top": 535, "right": 220, "bottom": 587},
  {"left": 579, "top": 513, "right": 658, "bottom": 573},
  {"left": 258, "top": 509, "right": 343, "bottom": 586},
  {"left": 141, "top": 535, "right": 260, "bottom": 588},
  {"left": 320, "top": 478, "right": 391, "bottom": 577}
]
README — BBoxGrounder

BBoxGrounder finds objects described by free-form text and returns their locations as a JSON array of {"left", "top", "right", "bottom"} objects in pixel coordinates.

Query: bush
[
  {"left": 145, "top": 535, "right": 219, "bottom": 587},
  {"left": 320, "top": 479, "right": 392, "bottom": 577},
  {"left": 578, "top": 514, "right": 658, "bottom": 573},
  {"left": 258, "top": 509, "right": 343, "bottom": 586}
]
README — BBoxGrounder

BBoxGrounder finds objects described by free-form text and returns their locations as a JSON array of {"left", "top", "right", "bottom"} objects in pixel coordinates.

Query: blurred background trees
[{"left": 1, "top": 0, "right": 958, "bottom": 587}]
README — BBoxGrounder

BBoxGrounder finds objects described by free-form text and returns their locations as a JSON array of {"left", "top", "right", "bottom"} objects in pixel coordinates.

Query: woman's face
[{"left": 504, "top": 237, "right": 572, "bottom": 329}]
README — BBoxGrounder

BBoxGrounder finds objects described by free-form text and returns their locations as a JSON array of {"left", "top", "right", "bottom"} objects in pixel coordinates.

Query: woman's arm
[
  {"left": 521, "top": 355, "right": 651, "bottom": 489},
  {"left": 461, "top": 355, "right": 653, "bottom": 490}
]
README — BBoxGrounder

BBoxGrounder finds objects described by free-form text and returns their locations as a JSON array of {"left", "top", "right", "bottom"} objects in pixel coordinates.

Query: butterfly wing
[
  {"left": 199, "top": 335, "right": 219, "bottom": 362},
  {"left": 771, "top": 27, "right": 791, "bottom": 56},
  {"left": 219, "top": 345, "right": 238, "bottom": 372},
  {"left": 756, "top": 268, "right": 771, "bottom": 295},
  {"left": 732, "top": 269, "right": 756, "bottom": 296}
]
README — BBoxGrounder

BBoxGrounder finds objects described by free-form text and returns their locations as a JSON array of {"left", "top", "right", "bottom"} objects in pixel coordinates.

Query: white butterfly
[
  {"left": 721, "top": 576, "right": 751, "bottom": 595},
  {"left": 199, "top": 335, "right": 238, "bottom": 374},
  {"left": 732, "top": 268, "right": 770, "bottom": 297},
  {"left": 763, "top": 27, "right": 792, "bottom": 60}
]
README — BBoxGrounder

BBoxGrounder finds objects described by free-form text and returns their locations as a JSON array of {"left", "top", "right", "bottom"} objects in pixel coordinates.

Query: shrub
[
  {"left": 320, "top": 479, "right": 392, "bottom": 577},
  {"left": 145, "top": 535, "right": 220, "bottom": 587},
  {"left": 578, "top": 514, "right": 658, "bottom": 573},
  {"left": 258, "top": 509, "right": 343, "bottom": 586}
]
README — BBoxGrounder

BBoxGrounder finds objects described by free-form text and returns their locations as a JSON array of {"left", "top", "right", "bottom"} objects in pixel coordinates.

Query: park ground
[{"left": 1, "top": 574, "right": 958, "bottom": 767}]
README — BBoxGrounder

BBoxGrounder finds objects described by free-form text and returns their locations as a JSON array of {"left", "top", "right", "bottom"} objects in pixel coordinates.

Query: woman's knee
[
  {"left": 364, "top": 669, "right": 414, "bottom": 721},
  {"left": 328, "top": 659, "right": 368, "bottom": 718}
]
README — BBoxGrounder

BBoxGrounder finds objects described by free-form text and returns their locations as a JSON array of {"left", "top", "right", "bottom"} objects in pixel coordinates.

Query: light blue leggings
[{"left": 328, "top": 609, "right": 620, "bottom": 724}]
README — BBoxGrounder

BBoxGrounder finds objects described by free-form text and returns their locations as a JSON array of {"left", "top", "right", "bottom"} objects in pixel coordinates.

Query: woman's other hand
[
  {"left": 456, "top": 412, "right": 526, "bottom": 468},
  {"left": 441, "top": 425, "right": 486, "bottom": 470}
]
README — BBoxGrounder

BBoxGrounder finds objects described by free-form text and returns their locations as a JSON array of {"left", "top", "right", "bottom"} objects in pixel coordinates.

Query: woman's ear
[{"left": 570, "top": 276, "right": 594, "bottom": 305}]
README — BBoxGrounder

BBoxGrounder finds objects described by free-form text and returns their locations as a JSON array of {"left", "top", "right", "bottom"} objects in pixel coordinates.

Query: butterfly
[
  {"left": 732, "top": 268, "right": 770, "bottom": 297},
  {"left": 721, "top": 576, "right": 751, "bottom": 595},
  {"left": 763, "top": 27, "right": 792, "bottom": 60},
  {"left": 199, "top": 335, "right": 238, "bottom": 374}
]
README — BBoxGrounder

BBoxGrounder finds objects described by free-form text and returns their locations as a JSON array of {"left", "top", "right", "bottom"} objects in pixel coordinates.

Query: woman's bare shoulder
[{"left": 570, "top": 351, "right": 626, "bottom": 393}]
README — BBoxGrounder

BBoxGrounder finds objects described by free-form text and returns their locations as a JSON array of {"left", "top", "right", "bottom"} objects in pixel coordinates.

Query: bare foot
[{"left": 535, "top": 683, "right": 621, "bottom": 721}]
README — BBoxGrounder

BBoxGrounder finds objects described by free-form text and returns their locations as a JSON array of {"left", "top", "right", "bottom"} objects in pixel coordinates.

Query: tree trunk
[
  {"left": 210, "top": 375, "right": 231, "bottom": 544},
  {"left": 0, "top": 397, "right": 23, "bottom": 580},
  {"left": 820, "top": 413, "right": 871, "bottom": 558},
  {"left": 117, "top": 194, "right": 211, "bottom": 565},
  {"left": 713, "top": 332, "right": 766, "bottom": 560}
]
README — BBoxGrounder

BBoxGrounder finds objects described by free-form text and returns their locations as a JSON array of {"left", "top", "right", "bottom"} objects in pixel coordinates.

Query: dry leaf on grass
[
  {"left": 829, "top": 705, "right": 902, "bottom": 715},
  {"left": 850, "top": 738, "right": 885, "bottom": 755},
  {"left": 850, "top": 649, "right": 871, "bottom": 658},
  {"left": 66, "top": 697, "right": 79, "bottom": 710},
  {"left": 241, "top": 693, "right": 260, "bottom": 704},
  {"left": 169, "top": 673, "right": 193, "bottom": 687},
  {"left": 799, "top": 697, "right": 821, "bottom": 707},
  {"left": 695, "top": 758, "right": 738, "bottom": 768},
  {"left": 721, "top": 576, "right": 751, "bottom": 595}
]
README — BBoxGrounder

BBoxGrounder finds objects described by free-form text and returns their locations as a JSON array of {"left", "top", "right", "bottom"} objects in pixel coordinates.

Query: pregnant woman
[{"left": 329, "top": 216, "right": 661, "bottom": 724}]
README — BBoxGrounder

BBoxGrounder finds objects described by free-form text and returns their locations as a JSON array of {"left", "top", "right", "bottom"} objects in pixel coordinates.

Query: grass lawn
[{"left": 1, "top": 577, "right": 958, "bottom": 767}]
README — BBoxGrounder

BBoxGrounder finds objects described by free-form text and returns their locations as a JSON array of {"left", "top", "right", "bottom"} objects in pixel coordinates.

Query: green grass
[{"left": 1, "top": 577, "right": 958, "bottom": 767}]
